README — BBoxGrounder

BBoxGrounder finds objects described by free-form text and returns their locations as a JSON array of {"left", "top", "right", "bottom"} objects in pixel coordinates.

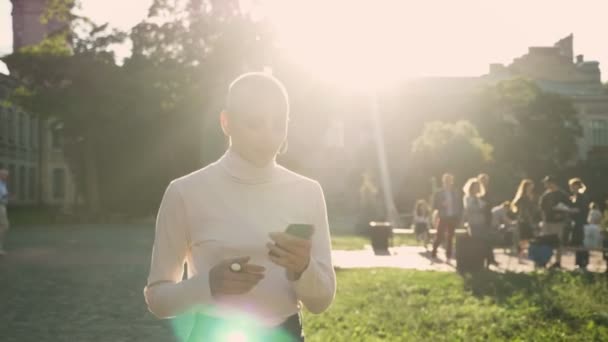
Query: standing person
[
  {"left": 538, "top": 175, "right": 571, "bottom": 269},
  {"left": 477, "top": 173, "right": 498, "bottom": 265},
  {"left": 462, "top": 177, "right": 495, "bottom": 266},
  {"left": 478, "top": 173, "right": 493, "bottom": 226},
  {"left": 569, "top": 178, "right": 590, "bottom": 270},
  {"left": 412, "top": 199, "right": 432, "bottom": 249},
  {"left": 511, "top": 179, "right": 538, "bottom": 259},
  {"left": 431, "top": 173, "right": 463, "bottom": 260},
  {"left": 0, "top": 169, "right": 9, "bottom": 256},
  {"left": 143, "top": 73, "right": 336, "bottom": 342}
]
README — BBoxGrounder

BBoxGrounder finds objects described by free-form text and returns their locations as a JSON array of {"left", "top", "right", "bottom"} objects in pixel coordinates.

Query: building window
[
  {"left": 7, "top": 110, "right": 15, "bottom": 144},
  {"left": 590, "top": 119, "right": 608, "bottom": 146},
  {"left": 19, "top": 165, "right": 26, "bottom": 201},
  {"left": 19, "top": 113, "right": 27, "bottom": 147},
  {"left": 30, "top": 117, "right": 37, "bottom": 149},
  {"left": 28, "top": 167, "right": 36, "bottom": 200},
  {"left": 52, "top": 168, "right": 66, "bottom": 199},
  {"left": 8, "top": 164, "right": 15, "bottom": 196},
  {"left": 0, "top": 109, "right": 4, "bottom": 143},
  {"left": 51, "top": 125, "right": 63, "bottom": 150},
  {"left": 19, "top": 113, "right": 30, "bottom": 147}
]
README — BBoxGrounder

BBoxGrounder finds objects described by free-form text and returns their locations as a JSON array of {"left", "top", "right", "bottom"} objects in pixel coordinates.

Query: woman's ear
[{"left": 220, "top": 111, "right": 230, "bottom": 136}]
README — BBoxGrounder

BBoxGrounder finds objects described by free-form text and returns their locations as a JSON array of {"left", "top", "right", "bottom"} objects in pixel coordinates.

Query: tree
[
  {"left": 3, "top": 0, "right": 277, "bottom": 216},
  {"left": 411, "top": 120, "right": 493, "bottom": 192},
  {"left": 4, "top": 19, "right": 128, "bottom": 214},
  {"left": 473, "top": 78, "right": 582, "bottom": 179}
]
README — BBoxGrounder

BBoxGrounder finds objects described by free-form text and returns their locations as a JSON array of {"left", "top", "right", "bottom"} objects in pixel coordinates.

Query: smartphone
[
  {"left": 285, "top": 223, "right": 314, "bottom": 240},
  {"left": 269, "top": 224, "right": 314, "bottom": 258}
]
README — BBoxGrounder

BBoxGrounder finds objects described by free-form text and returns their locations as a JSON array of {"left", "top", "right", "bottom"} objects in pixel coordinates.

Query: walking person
[
  {"left": 143, "top": 73, "right": 336, "bottom": 341},
  {"left": 431, "top": 173, "right": 463, "bottom": 261}
]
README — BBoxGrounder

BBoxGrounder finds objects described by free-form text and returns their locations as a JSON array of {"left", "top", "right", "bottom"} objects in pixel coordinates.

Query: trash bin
[{"left": 369, "top": 221, "right": 392, "bottom": 254}]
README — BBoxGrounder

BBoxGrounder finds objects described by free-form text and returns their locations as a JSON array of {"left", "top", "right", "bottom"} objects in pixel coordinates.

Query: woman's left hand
[{"left": 267, "top": 232, "right": 312, "bottom": 280}]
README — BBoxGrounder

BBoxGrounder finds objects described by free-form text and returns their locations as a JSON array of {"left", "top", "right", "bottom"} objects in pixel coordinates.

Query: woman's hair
[
  {"left": 511, "top": 179, "right": 534, "bottom": 213},
  {"left": 589, "top": 202, "right": 598, "bottom": 210},
  {"left": 462, "top": 177, "right": 485, "bottom": 198},
  {"left": 225, "top": 72, "right": 290, "bottom": 119},
  {"left": 568, "top": 177, "right": 587, "bottom": 193},
  {"left": 414, "top": 199, "right": 429, "bottom": 216}
]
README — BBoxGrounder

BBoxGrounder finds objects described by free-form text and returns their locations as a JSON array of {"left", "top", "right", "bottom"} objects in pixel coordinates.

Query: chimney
[{"left": 576, "top": 54, "right": 584, "bottom": 64}]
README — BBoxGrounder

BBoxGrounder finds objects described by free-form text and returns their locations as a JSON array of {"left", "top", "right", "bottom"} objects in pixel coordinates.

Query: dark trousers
[
  {"left": 572, "top": 223, "right": 589, "bottom": 268},
  {"left": 187, "top": 312, "right": 304, "bottom": 342},
  {"left": 432, "top": 216, "right": 459, "bottom": 258}
]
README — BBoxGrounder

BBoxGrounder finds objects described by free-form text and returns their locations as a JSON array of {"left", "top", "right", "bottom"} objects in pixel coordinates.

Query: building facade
[
  {"left": 0, "top": 0, "right": 76, "bottom": 207},
  {"left": 487, "top": 34, "right": 608, "bottom": 162}
]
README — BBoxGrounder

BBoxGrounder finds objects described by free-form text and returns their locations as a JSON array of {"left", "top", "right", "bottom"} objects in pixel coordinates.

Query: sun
[{"left": 259, "top": 0, "right": 416, "bottom": 92}]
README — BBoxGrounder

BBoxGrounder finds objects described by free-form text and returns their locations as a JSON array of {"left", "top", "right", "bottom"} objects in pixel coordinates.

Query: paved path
[{"left": 332, "top": 245, "right": 608, "bottom": 273}]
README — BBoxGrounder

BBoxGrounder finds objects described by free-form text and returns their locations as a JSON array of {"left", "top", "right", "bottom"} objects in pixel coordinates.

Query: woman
[
  {"left": 143, "top": 73, "right": 336, "bottom": 341},
  {"left": 462, "top": 177, "right": 496, "bottom": 266},
  {"left": 569, "top": 177, "right": 590, "bottom": 270},
  {"left": 511, "top": 179, "right": 538, "bottom": 259}
]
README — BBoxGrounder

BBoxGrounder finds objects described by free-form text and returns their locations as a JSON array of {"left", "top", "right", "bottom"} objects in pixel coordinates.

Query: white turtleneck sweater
[{"left": 143, "top": 149, "right": 336, "bottom": 326}]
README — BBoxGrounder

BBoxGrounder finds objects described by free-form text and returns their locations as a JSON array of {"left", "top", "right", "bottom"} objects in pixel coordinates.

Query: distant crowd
[{"left": 411, "top": 173, "right": 607, "bottom": 271}]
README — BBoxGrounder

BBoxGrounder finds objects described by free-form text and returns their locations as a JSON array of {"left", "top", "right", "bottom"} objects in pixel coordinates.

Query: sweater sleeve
[
  {"left": 292, "top": 182, "right": 336, "bottom": 314},
  {"left": 143, "top": 182, "right": 212, "bottom": 319}
]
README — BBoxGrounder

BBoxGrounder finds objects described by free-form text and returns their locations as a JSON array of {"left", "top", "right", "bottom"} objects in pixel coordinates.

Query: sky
[{"left": 0, "top": 0, "right": 606, "bottom": 81}]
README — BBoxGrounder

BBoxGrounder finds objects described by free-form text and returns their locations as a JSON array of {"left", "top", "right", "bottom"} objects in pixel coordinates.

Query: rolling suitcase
[{"left": 456, "top": 235, "right": 486, "bottom": 273}]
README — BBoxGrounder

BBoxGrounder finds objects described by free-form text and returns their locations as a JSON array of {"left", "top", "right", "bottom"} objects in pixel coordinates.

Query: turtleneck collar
[{"left": 218, "top": 148, "right": 278, "bottom": 184}]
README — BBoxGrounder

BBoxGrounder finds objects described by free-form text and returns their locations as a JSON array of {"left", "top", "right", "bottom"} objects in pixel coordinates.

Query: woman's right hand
[{"left": 209, "top": 256, "right": 265, "bottom": 298}]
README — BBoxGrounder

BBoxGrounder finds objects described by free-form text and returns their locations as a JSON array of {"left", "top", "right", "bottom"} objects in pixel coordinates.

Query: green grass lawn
[
  {"left": 2, "top": 225, "right": 607, "bottom": 341},
  {"left": 305, "top": 269, "right": 608, "bottom": 341}
]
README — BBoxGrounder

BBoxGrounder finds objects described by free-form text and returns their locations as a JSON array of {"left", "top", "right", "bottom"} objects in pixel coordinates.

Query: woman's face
[
  {"left": 525, "top": 183, "right": 535, "bottom": 196},
  {"left": 569, "top": 183, "right": 581, "bottom": 193},
  {"left": 224, "top": 109, "right": 288, "bottom": 166},
  {"left": 471, "top": 182, "right": 480, "bottom": 195}
]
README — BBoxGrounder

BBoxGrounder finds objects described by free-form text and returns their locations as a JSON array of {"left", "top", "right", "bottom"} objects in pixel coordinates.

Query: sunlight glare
[{"left": 263, "top": 0, "right": 415, "bottom": 92}]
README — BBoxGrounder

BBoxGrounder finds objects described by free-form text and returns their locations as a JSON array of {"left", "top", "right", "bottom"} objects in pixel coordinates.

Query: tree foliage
[
  {"left": 411, "top": 120, "right": 493, "bottom": 182},
  {"left": 473, "top": 78, "right": 582, "bottom": 178},
  {"left": 3, "top": 0, "right": 273, "bottom": 215}
]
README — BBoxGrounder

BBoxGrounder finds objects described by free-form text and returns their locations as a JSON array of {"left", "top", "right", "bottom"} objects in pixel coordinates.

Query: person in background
[
  {"left": 585, "top": 202, "right": 606, "bottom": 270},
  {"left": 0, "top": 169, "right": 9, "bottom": 256},
  {"left": 491, "top": 201, "right": 517, "bottom": 254},
  {"left": 431, "top": 173, "right": 463, "bottom": 261},
  {"left": 491, "top": 201, "right": 514, "bottom": 230},
  {"left": 412, "top": 199, "right": 432, "bottom": 249},
  {"left": 568, "top": 178, "right": 590, "bottom": 270},
  {"left": 478, "top": 173, "right": 493, "bottom": 228},
  {"left": 588, "top": 202, "right": 602, "bottom": 225},
  {"left": 511, "top": 179, "right": 538, "bottom": 260},
  {"left": 539, "top": 175, "right": 572, "bottom": 269},
  {"left": 462, "top": 177, "right": 496, "bottom": 266}
]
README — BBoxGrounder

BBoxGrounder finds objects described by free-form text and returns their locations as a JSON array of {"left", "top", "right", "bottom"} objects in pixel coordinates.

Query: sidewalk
[{"left": 332, "top": 245, "right": 608, "bottom": 273}]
